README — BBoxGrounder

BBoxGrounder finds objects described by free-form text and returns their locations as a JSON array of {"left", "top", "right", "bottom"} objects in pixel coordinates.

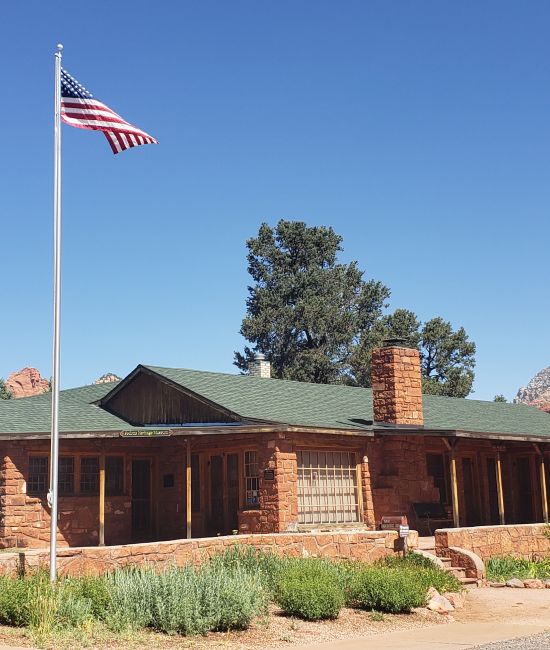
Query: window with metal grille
[
  {"left": 28, "top": 456, "right": 49, "bottom": 495},
  {"left": 58, "top": 456, "right": 74, "bottom": 495},
  {"left": 297, "top": 450, "right": 359, "bottom": 525},
  {"left": 106, "top": 456, "right": 124, "bottom": 495},
  {"left": 80, "top": 457, "right": 99, "bottom": 494},
  {"left": 244, "top": 450, "right": 260, "bottom": 508}
]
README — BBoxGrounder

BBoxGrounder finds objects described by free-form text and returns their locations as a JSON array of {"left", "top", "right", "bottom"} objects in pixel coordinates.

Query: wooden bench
[{"left": 411, "top": 502, "right": 453, "bottom": 535}]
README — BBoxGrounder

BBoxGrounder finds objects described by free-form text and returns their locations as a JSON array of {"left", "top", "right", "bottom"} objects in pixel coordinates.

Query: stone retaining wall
[
  {"left": 435, "top": 524, "right": 550, "bottom": 561},
  {"left": 0, "top": 529, "right": 416, "bottom": 577}
]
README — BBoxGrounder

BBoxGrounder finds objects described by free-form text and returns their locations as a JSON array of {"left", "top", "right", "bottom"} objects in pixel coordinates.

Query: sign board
[
  {"left": 263, "top": 469, "right": 275, "bottom": 481},
  {"left": 121, "top": 430, "right": 172, "bottom": 438},
  {"left": 379, "top": 515, "right": 408, "bottom": 531},
  {"left": 399, "top": 524, "right": 410, "bottom": 538}
]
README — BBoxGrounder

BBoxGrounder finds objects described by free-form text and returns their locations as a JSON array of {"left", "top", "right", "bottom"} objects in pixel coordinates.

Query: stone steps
[{"left": 420, "top": 548, "right": 478, "bottom": 585}]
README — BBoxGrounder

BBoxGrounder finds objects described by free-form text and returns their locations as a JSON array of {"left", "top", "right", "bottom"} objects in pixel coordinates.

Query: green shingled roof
[
  {"left": 1, "top": 365, "right": 549, "bottom": 439},
  {"left": 0, "top": 382, "right": 129, "bottom": 435}
]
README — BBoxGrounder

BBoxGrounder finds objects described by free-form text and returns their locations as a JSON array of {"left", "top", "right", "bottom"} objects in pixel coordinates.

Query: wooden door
[
  {"left": 132, "top": 459, "right": 152, "bottom": 541},
  {"left": 208, "top": 453, "right": 240, "bottom": 535},
  {"left": 462, "top": 457, "right": 481, "bottom": 526},
  {"left": 515, "top": 457, "right": 535, "bottom": 523}
]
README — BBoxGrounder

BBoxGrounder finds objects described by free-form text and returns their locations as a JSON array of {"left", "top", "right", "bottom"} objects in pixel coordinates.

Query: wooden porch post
[
  {"left": 99, "top": 454, "right": 106, "bottom": 546},
  {"left": 533, "top": 444, "right": 549, "bottom": 524},
  {"left": 496, "top": 449, "right": 506, "bottom": 525},
  {"left": 540, "top": 456, "right": 549, "bottom": 524},
  {"left": 186, "top": 439, "right": 192, "bottom": 539},
  {"left": 443, "top": 438, "right": 460, "bottom": 528}
]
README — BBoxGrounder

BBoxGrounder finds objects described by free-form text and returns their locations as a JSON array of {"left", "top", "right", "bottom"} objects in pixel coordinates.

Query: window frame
[
  {"left": 79, "top": 456, "right": 100, "bottom": 495},
  {"left": 244, "top": 450, "right": 260, "bottom": 509},
  {"left": 297, "top": 449, "right": 361, "bottom": 526},
  {"left": 28, "top": 455, "right": 49, "bottom": 496},
  {"left": 58, "top": 455, "right": 75, "bottom": 496}
]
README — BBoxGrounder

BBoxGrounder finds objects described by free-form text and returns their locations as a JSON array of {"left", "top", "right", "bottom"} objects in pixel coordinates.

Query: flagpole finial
[{"left": 56, "top": 43, "right": 63, "bottom": 57}]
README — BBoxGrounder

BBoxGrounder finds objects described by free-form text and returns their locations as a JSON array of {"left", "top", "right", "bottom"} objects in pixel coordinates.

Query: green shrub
[
  {"left": 382, "top": 552, "right": 440, "bottom": 570},
  {"left": 487, "top": 556, "right": 550, "bottom": 581},
  {"left": 208, "top": 545, "right": 285, "bottom": 594},
  {"left": 379, "top": 554, "right": 462, "bottom": 594},
  {"left": 354, "top": 566, "right": 426, "bottom": 614},
  {"left": 275, "top": 559, "right": 345, "bottom": 621},
  {"left": 104, "top": 567, "right": 155, "bottom": 632},
  {"left": 104, "top": 562, "right": 267, "bottom": 635},
  {"left": 0, "top": 575, "right": 32, "bottom": 626},
  {"left": 0, "top": 570, "right": 53, "bottom": 628},
  {"left": 198, "top": 563, "right": 267, "bottom": 632}
]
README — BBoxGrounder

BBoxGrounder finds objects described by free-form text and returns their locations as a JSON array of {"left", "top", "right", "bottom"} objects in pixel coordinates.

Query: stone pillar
[
  {"left": 239, "top": 434, "right": 298, "bottom": 534},
  {"left": 371, "top": 341, "right": 423, "bottom": 425},
  {"left": 360, "top": 450, "right": 376, "bottom": 528}
]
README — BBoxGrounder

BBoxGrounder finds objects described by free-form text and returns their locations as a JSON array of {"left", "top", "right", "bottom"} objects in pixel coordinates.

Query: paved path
[
  {"left": 293, "top": 587, "right": 550, "bottom": 650},
  {"left": 475, "top": 632, "right": 550, "bottom": 649},
  {"left": 291, "top": 622, "right": 550, "bottom": 650}
]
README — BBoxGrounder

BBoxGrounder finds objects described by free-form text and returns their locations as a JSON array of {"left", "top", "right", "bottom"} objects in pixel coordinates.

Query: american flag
[{"left": 61, "top": 68, "right": 157, "bottom": 154}]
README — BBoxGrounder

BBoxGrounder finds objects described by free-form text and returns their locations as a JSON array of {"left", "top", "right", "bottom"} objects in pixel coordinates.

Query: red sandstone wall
[
  {"left": 368, "top": 436, "right": 440, "bottom": 526},
  {"left": 0, "top": 530, "right": 412, "bottom": 577},
  {"left": 1, "top": 442, "right": 133, "bottom": 548},
  {"left": 435, "top": 524, "right": 550, "bottom": 561}
]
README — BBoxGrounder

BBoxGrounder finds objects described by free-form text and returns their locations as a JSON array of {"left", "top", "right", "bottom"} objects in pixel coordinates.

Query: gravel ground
[{"left": 474, "top": 632, "right": 550, "bottom": 649}]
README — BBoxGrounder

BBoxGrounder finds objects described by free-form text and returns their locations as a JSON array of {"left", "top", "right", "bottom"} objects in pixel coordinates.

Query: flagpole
[{"left": 49, "top": 42, "right": 63, "bottom": 583}]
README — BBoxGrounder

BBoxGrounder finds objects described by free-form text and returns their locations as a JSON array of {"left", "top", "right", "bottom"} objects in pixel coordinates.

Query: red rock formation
[
  {"left": 94, "top": 373, "right": 121, "bottom": 384},
  {"left": 515, "top": 367, "right": 550, "bottom": 413},
  {"left": 6, "top": 368, "right": 50, "bottom": 399}
]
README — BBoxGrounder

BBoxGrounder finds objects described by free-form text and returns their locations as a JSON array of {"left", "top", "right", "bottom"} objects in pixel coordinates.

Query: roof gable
[{"left": 98, "top": 366, "right": 242, "bottom": 426}]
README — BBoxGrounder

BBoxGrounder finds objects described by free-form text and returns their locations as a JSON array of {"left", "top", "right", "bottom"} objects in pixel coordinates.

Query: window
[
  {"left": 244, "top": 450, "right": 260, "bottom": 507},
  {"left": 28, "top": 456, "right": 49, "bottom": 495},
  {"left": 426, "top": 453, "right": 451, "bottom": 505},
  {"left": 297, "top": 450, "right": 359, "bottom": 525},
  {"left": 106, "top": 456, "right": 124, "bottom": 495},
  {"left": 80, "top": 457, "right": 99, "bottom": 494},
  {"left": 58, "top": 456, "right": 75, "bottom": 495},
  {"left": 191, "top": 454, "right": 200, "bottom": 511}
]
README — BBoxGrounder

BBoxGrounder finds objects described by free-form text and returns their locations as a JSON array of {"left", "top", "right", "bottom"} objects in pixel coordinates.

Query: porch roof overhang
[
  {"left": 0, "top": 422, "right": 377, "bottom": 441},
  {"left": 373, "top": 423, "right": 550, "bottom": 445}
]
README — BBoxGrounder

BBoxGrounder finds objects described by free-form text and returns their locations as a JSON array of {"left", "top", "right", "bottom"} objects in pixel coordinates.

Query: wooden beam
[
  {"left": 99, "top": 454, "right": 106, "bottom": 546},
  {"left": 496, "top": 450, "right": 506, "bottom": 525},
  {"left": 449, "top": 448, "right": 460, "bottom": 528},
  {"left": 539, "top": 455, "right": 549, "bottom": 524},
  {"left": 186, "top": 439, "right": 192, "bottom": 539}
]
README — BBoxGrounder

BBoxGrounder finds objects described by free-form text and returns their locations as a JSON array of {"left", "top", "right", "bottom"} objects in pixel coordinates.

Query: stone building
[{"left": 1, "top": 342, "right": 550, "bottom": 549}]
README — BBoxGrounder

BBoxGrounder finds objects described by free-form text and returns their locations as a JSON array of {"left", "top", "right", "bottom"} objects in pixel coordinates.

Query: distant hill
[
  {"left": 94, "top": 373, "right": 121, "bottom": 384},
  {"left": 515, "top": 366, "right": 550, "bottom": 413}
]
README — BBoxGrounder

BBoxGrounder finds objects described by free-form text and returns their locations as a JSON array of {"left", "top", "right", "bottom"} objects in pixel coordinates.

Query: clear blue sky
[{"left": 2, "top": 1, "right": 549, "bottom": 401}]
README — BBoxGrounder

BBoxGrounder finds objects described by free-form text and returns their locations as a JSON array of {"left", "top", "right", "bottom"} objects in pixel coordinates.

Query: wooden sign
[
  {"left": 121, "top": 429, "right": 172, "bottom": 437},
  {"left": 379, "top": 515, "right": 408, "bottom": 531}
]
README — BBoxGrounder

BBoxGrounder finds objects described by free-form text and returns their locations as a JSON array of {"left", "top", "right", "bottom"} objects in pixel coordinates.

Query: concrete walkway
[
  {"left": 293, "top": 587, "right": 550, "bottom": 650},
  {"left": 292, "top": 621, "right": 550, "bottom": 650}
]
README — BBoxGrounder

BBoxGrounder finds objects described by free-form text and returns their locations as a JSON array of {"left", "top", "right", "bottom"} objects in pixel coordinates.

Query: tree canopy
[
  {"left": 0, "top": 379, "right": 12, "bottom": 400},
  {"left": 235, "top": 220, "right": 476, "bottom": 397}
]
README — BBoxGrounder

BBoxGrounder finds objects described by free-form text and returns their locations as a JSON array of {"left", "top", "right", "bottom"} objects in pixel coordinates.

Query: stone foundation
[{"left": 0, "top": 529, "right": 416, "bottom": 577}]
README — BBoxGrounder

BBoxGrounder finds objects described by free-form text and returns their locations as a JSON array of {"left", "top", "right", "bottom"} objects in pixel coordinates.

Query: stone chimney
[
  {"left": 249, "top": 353, "right": 271, "bottom": 378},
  {"left": 371, "top": 338, "right": 423, "bottom": 425}
]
